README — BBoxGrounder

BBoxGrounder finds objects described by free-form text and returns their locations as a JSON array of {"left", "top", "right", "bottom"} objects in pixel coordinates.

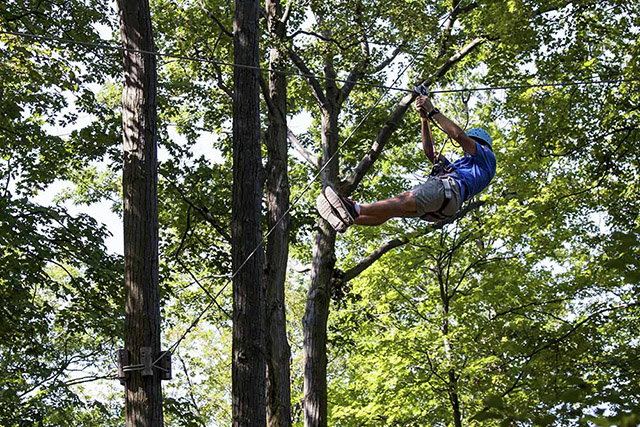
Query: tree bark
[
  {"left": 449, "top": 367, "right": 463, "bottom": 427},
  {"left": 303, "top": 223, "right": 335, "bottom": 427},
  {"left": 442, "top": 309, "right": 462, "bottom": 427},
  {"left": 440, "top": 268, "right": 462, "bottom": 427},
  {"left": 117, "top": 0, "right": 163, "bottom": 425},
  {"left": 304, "top": 103, "right": 339, "bottom": 426},
  {"left": 264, "top": 0, "right": 292, "bottom": 425},
  {"left": 232, "top": 0, "right": 266, "bottom": 426}
]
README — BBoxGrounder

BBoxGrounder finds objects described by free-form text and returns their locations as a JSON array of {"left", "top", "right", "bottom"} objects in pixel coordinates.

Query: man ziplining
[{"left": 317, "top": 95, "right": 497, "bottom": 232}]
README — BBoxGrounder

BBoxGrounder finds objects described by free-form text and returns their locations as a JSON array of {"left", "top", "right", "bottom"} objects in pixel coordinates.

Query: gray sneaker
[{"left": 316, "top": 186, "right": 357, "bottom": 233}]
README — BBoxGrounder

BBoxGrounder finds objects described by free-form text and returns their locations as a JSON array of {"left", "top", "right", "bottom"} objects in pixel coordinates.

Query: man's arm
[
  {"left": 421, "top": 117, "right": 437, "bottom": 164},
  {"left": 416, "top": 96, "right": 478, "bottom": 155},
  {"left": 415, "top": 98, "right": 437, "bottom": 164}
]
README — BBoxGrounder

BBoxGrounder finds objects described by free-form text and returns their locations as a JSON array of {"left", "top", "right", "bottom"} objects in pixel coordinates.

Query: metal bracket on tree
[{"left": 117, "top": 348, "right": 172, "bottom": 384}]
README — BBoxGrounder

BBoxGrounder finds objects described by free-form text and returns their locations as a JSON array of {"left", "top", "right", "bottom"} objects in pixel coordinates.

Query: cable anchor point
[{"left": 117, "top": 348, "right": 172, "bottom": 385}]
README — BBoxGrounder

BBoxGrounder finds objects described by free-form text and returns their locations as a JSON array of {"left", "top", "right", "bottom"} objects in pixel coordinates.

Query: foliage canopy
[{"left": 1, "top": 0, "right": 638, "bottom": 425}]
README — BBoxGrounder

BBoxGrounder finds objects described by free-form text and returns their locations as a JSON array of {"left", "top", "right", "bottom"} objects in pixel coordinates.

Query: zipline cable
[
  {"left": 150, "top": 2, "right": 470, "bottom": 366},
  {"left": 2, "top": 30, "right": 639, "bottom": 95},
  {"left": 0, "top": 29, "right": 425, "bottom": 94}
]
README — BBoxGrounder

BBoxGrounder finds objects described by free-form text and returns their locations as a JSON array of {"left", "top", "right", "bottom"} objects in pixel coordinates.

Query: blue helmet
[{"left": 467, "top": 128, "right": 492, "bottom": 149}]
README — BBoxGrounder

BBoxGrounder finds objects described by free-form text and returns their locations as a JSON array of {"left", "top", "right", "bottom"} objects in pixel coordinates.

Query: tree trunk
[
  {"left": 448, "top": 367, "right": 463, "bottom": 427},
  {"left": 441, "top": 292, "right": 462, "bottom": 427},
  {"left": 303, "top": 226, "right": 335, "bottom": 427},
  {"left": 304, "top": 103, "right": 340, "bottom": 427},
  {"left": 264, "top": 0, "right": 292, "bottom": 425},
  {"left": 117, "top": 0, "right": 163, "bottom": 425},
  {"left": 232, "top": 0, "right": 266, "bottom": 425}
]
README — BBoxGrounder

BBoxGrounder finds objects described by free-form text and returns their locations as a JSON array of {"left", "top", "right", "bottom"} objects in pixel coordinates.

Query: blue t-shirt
[{"left": 444, "top": 142, "right": 496, "bottom": 202}]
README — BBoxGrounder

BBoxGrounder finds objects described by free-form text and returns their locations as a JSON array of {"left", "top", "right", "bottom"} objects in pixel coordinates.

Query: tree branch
[
  {"left": 196, "top": 38, "right": 234, "bottom": 99},
  {"left": 18, "top": 360, "right": 71, "bottom": 398},
  {"left": 281, "top": 0, "right": 294, "bottom": 26},
  {"left": 6, "top": 0, "right": 47, "bottom": 23},
  {"left": 340, "top": 92, "right": 414, "bottom": 195},
  {"left": 355, "top": 2, "right": 370, "bottom": 59},
  {"left": 3, "top": 155, "right": 12, "bottom": 197},
  {"left": 177, "top": 257, "right": 232, "bottom": 319},
  {"left": 337, "top": 65, "right": 365, "bottom": 107},
  {"left": 451, "top": 255, "right": 512, "bottom": 298},
  {"left": 178, "top": 355, "right": 206, "bottom": 421},
  {"left": 65, "top": 374, "right": 117, "bottom": 387},
  {"left": 165, "top": 179, "right": 232, "bottom": 243},
  {"left": 45, "top": 259, "right": 111, "bottom": 316},
  {"left": 342, "top": 237, "right": 410, "bottom": 282},
  {"left": 210, "top": 60, "right": 234, "bottom": 99},
  {"left": 415, "top": 345, "right": 450, "bottom": 385},
  {"left": 288, "top": 47, "right": 328, "bottom": 108},
  {"left": 387, "top": 279, "right": 432, "bottom": 323},
  {"left": 172, "top": 208, "right": 231, "bottom": 319},
  {"left": 287, "top": 30, "right": 349, "bottom": 50},
  {"left": 287, "top": 128, "right": 320, "bottom": 168},
  {"left": 437, "top": 2, "right": 478, "bottom": 61},
  {"left": 373, "top": 44, "right": 404, "bottom": 74},
  {"left": 491, "top": 297, "right": 573, "bottom": 320},
  {"left": 432, "top": 37, "right": 484, "bottom": 82},
  {"left": 336, "top": 200, "right": 484, "bottom": 296},
  {"left": 336, "top": 3, "right": 373, "bottom": 106},
  {"left": 198, "top": 0, "right": 232, "bottom": 37}
]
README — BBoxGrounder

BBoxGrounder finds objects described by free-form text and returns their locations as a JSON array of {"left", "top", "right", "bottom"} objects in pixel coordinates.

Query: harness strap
[
  {"left": 421, "top": 176, "right": 455, "bottom": 221},
  {"left": 442, "top": 176, "right": 453, "bottom": 200}
]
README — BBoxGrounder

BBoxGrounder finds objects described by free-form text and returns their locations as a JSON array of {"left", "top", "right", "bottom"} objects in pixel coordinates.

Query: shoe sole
[
  {"left": 316, "top": 187, "right": 354, "bottom": 233},
  {"left": 317, "top": 192, "right": 348, "bottom": 233}
]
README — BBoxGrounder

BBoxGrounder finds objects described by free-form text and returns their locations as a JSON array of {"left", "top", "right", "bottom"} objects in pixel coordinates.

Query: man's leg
[
  {"left": 317, "top": 186, "right": 425, "bottom": 232},
  {"left": 355, "top": 192, "right": 420, "bottom": 226}
]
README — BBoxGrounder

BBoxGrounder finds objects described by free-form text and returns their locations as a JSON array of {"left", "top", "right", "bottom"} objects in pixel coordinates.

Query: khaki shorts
[{"left": 410, "top": 176, "right": 462, "bottom": 220}]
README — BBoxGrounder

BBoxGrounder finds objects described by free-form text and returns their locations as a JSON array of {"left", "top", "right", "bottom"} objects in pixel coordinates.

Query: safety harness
[{"left": 420, "top": 158, "right": 458, "bottom": 222}]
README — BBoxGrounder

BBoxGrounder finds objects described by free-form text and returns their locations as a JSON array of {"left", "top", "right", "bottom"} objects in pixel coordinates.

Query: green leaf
[{"left": 484, "top": 394, "right": 505, "bottom": 409}]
